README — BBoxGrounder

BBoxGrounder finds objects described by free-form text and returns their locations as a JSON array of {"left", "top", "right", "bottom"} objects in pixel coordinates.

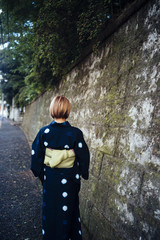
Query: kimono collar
[{"left": 51, "top": 121, "right": 71, "bottom": 127}]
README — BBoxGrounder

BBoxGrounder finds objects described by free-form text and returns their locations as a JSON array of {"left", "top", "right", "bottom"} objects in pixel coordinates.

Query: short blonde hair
[{"left": 49, "top": 96, "right": 71, "bottom": 119}]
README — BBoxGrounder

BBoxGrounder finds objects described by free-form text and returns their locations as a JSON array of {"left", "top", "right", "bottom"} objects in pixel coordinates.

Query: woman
[{"left": 31, "top": 96, "right": 90, "bottom": 240}]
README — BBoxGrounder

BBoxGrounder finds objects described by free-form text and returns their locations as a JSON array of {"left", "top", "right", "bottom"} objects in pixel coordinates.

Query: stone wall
[{"left": 22, "top": 0, "right": 160, "bottom": 239}]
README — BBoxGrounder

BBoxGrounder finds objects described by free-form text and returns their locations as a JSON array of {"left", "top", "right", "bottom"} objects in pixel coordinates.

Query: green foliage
[
  {"left": 0, "top": 32, "right": 36, "bottom": 106},
  {"left": 0, "top": 0, "right": 131, "bottom": 107},
  {"left": 77, "top": 0, "right": 112, "bottom": 45},
  {"left": 34, "top": 0, "right": 81, "bottom": 78},
  {"left": 0, "top": 0, "right": 42, "bottom": 106}
]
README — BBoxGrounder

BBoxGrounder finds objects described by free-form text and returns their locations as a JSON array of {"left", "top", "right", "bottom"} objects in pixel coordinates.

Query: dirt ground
[{"left": 0, "top": 118, "right": 42, "bottom": 240}]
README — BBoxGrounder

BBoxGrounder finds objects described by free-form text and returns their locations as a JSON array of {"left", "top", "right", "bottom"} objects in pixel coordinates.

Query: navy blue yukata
[{"left": 31, "top": 121, "right": 90, "bottom": 240}]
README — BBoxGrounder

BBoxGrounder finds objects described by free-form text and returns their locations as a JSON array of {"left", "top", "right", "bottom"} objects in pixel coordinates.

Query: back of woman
[{"left": 31, "top": 96, "right": 90, "bottom": 240}]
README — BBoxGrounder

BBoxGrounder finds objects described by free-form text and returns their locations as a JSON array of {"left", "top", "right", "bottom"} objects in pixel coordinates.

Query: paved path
[{"left": 0, "top": 118, "right": 42, "bottom": 240}]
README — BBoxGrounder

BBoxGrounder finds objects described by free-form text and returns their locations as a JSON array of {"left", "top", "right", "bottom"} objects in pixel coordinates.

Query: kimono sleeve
[
  {"left": 75, "top": 130, "right": 90, "bottom": 180},
  {"left": 31, "top": 129, "right": 45, "bottom": 181}
]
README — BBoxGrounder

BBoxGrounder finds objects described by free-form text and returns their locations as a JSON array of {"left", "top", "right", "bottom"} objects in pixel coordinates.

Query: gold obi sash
[{"left": 44, "top": 148, "right": 75, "bottom": 168}]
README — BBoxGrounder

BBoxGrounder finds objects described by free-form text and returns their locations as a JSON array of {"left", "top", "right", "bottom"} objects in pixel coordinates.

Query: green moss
[
  {"left": 92, "top": 150, "right": 104, "bottom": 177},
  {"left": 98, "top": 145, "right": 113, "bottom": 155},
  {"left": 144, "top": 162, "right": 160, "bottom": 178},
  {"left": 102, "top": 156, "right": 124, "bottom": 185},
  {"left": 134, "top": 147, "right": 142, "bottom": 155},
  {"left": 137, "top": 119, "right": 143, "bottom": 127},
  {"left": 105, "top": 112, "right": 123, "bottom": 126},
  {"left": 123, "top": 115, "right": 134, "bottom": 126},
  {"left": 95, "top": 128, "right": 100, "bottom": 138},
  {"left": 156, "top": 78, "right": 160, "bottom": 87},
  {"left": 91, "top": 181, "right": 96, "bottom": 193},
  {"left": 153, "top": 118, "right": 160, "bottom": 125}
]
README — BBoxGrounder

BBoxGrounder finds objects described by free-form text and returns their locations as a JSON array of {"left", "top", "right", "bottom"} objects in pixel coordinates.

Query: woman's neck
[{"left": 55, "top": 118, "right": 66, "bottom": 123}]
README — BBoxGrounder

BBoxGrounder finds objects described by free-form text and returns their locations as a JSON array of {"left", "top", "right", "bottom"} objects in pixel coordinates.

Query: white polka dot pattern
[
  {"left": 62, "top": 192, "right": 68, "bottom": 198},
  {"left": 75, "top": 174, "right": 80, "bottom": 179},
  {"left": 44, "top": 128, "right": 50, "bottom": 133},
  {"left": 42, "top": 229, "right": 45, "bottom": 235},
  {"left": 78, "top": 217, "right": 80, "bottom": 222},
  {"left": 44, "top": 175, "right": 46, "bottom": 180},
  {"left": 62, "top": 205, "right": 68, "bottom": 211},
  {"left": 79, "top": 230, "right": 81, "bottom": 235},
  {"left": 44, "top": 141, "right": 48, "bottom": 146},
  {"left": 31, "top": 150, "right": 35, "bottom": 155},
  {"left": 64, "top": 145, "right": 69, "bottom": 149},
  {"left": 78, "top": 142, "right": 83, "bottom": 148},
  {"left": 61, "top": 179, "right": 67, "bottom": 184}
]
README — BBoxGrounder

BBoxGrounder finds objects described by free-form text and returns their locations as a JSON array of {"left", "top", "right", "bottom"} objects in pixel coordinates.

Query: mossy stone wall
[{"left": 22, "top": 0, "right": 160, "bottom": 239}]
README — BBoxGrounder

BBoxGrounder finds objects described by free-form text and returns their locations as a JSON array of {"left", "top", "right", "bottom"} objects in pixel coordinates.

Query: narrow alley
[{"left": 0, "top": 118, "right": 42, "bottom": 240}]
